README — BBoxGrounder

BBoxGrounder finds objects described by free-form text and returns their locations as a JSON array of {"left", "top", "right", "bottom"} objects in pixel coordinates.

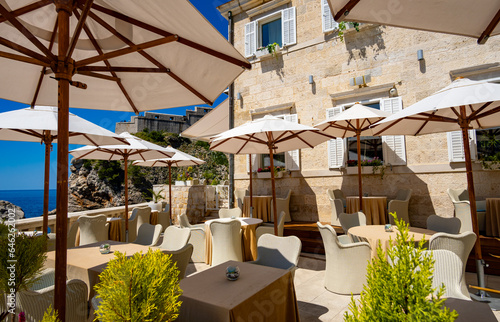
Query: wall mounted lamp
[
  {"left": 308, "top": 75, "right": 314, "bottom": 84},
  {"left": 417, "top": 49, "right": 424, "bottom": 61},
  {"left": 236, "top": 92, "right": 242, "bottom": 100}
]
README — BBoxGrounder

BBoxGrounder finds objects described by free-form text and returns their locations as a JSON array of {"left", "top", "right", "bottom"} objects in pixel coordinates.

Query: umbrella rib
[
  {"left": 84, "top": 9, "right": 212, "bottom": 105},
  {"left": 0, "top": 0, "right": 53, "bottom": 24},
  {"left": 474, "top": 104, "right": 500, "bottom": 123},
  {"left": 333, "top": 0, "right": 361, "bottom": 22},
  {"left": 469, "top": 101, "right": 492, "bottom": 121},
  {"left": 0, "top": 4, "right": 56, "bottom": 61},
  {"left": 373, "top": 118, "right": 404, "bottom": 136},
  {"left": 236, "top": 133, "right": 256, "bottom": 154},
  {"left": 76, "top": 71, "right": 120, "bottom": 82},
  {"left": 65, "top": 0, "right": 94, "bottom": 62},
  {"left": 32, "top": 17, "right": 58, "bottom": 108},
  {"left": 89, "top": 3, "right": 251, "bottom": 70},
  {"left": 0, "top": 50, "right": 49, "bottom": 66},
  {"left": 478, "top": 8, "right": 500, "bottom": 44},
  {"left": 75, "top": 10, "right": 140, "bottom": 114},
  {"left": 0, "top": 37, "right": 52, "bottom": 65},
  {"left": 78, "top": 66, "right": 167, "bottom": 73},
  {"left": 75, "top": 36, "right": 178, "bottom": 68},
  {"left": 10, "top": 128, "right": 43, "bottom": 140}
]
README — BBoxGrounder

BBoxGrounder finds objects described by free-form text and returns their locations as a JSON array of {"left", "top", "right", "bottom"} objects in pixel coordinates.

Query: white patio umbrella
[
  {"left": 0, "top": 105, "right": 128, "bottom": 234},
  {"left": 181, "top": 98, "right": 229, "bottom": 142},
  {"left": 326, "top": 0, "right": 500, "bottom": 44},
  {"left": 210, "top": 115, "right": 334, "bottom": 234},
  {"left": 70, "top": 132, "right": 175, "bottom": 241},
  {"left": 0, "top": 1, "right": 250, "bottom": 315},
  {"left": 314, "top": 104, "right": 391, "bottom": 210},
  {"left": 372, "top": 77, "right": 500, "bottom": 291},
  {"left": 133, "top": 148, "right": 205, "bottom": 223}
]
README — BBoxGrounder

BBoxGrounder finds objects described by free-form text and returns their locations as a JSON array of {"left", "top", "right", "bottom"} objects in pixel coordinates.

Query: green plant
[
  {"left": 211, "top": 179, "right": 220, "bottom": 185},
  {"left": 41, "top": 305, "right": 61, "bottom": 322},
  {"left": 143, "top": 188, "right": 165, "bottom": 203},
  {"left": 257, "top": 42, "right": 280, "bottom": 60},
  {"left": 344, "top": 213, "right": 458, "bottom": 321},
  {"left": 0, "top": 223, "right": 47, "bottom": 319},
  {"left": 94, "top": 249, "right": 182, "bottom": 322},
  {"left": 338, "top": 21, "right": 360, "bottom": 42},
  {"left": 97, "top": 160, "right": 123, "bottom": 187}
]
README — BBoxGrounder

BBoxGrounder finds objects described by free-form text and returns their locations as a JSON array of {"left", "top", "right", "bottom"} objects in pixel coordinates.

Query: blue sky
[{"left": 0, "top": 0, "right": 229, "bottom": 190}]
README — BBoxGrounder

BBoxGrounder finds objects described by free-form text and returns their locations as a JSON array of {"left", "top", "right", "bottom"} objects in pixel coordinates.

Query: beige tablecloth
[
  {"left": 204, "top": 218, "right": 262, "bottom": 265},
  {"left": 177, "top": 260, "right": 299, "bottom": 322},
  {"left": 243, "top": 196, "right": 272, "bottom": 222},
  {"left": 348, "top": 225, "right": 435, "bottom": 258},
  {"left": 346, "top": 196, "right": 388, "bottom": 225},
  {"left": 486, "top": 198, "right": 500, "bottom": 237},
  {"left": 45, "top": 240, "right": 154, "bottom": 298}
]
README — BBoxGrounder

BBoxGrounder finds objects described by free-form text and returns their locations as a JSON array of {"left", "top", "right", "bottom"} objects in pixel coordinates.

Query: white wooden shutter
[
  {"left": 381, "top": 97, "right": 407, "bottom": 165},
  {"left": 326, "top": 107, "right": 346, "bottom": 168},
  {"left": 322, "top": 0, "right": 338, "bottom": 32},
  {"left": 244, "top": 21, "right": 256, "bottom": 57},
  {"left": 284, "top": 114, "right": 300, "bottom": 170},
  {"left": 447, "top": 130, "right": 477, "bottom": 162},
  {"left": 246, "top": 154, "right": 258, "bottom": 173},
  {"left": 282, "top": 7, "right": 296, "bottom": 47}
]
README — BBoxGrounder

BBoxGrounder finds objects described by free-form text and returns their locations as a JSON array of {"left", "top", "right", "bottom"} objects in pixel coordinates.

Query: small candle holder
[
  {"left": 99, "top": 243, "right": 111, "bottom": 254},
  {"left": 226, "top": 265, "right": 240, "bottom": 281},
  {"left": 384, "top": 224, "right": 394, "bottom": 232}
]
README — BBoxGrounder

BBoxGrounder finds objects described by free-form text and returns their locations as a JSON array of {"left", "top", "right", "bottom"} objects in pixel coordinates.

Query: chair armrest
[
  {"left": 337, "top": 234, "right": 352, "bottom": 245},
  {"left": 338, "top": 241, "right": 371, "bottom": 250},
  {"left": 190, "top": 226, "right": 205, "bottom": 233}
]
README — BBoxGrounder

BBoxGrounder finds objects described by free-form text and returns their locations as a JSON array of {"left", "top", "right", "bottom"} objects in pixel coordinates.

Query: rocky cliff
[{"left": 0, "top": 200, "right": 25, "bottom": 220}]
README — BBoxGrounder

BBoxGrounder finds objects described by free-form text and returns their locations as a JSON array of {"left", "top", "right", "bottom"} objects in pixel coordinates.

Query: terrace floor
[{"left": 185, "top": 254, "right": 500, "bottom": 321}]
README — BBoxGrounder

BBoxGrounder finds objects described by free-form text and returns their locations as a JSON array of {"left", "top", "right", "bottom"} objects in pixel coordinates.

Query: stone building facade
[
  {"left": 115, "top": 106, "right": 213, "bottom": 134},
  {"left": 217, "top": 0, "right": 500, "bottom": 227}
]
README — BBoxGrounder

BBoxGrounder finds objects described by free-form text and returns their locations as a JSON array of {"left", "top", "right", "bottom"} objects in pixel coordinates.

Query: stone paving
[{"left": 185, "top": 255, "right": 500, "bottom": 321}]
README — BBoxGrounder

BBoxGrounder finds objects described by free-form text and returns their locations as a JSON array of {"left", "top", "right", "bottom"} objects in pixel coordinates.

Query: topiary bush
[
  {"left": 344, "top": 213, "right": 458, "bottom": 321},
  {"left": 94, "top": 249, "right": 182, "bottom": 322}
]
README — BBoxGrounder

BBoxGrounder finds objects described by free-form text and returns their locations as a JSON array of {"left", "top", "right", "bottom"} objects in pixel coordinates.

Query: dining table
[
  {"left": 204, "top": 217, "right": 263, "bottom": 265},
  {"left": 44, "top": 240, "right": 154, "bottom": 299},
  {"left": 486, "top": 198, "right": 500, "bottom": 237},
  {"left": 243, "top": 195, "right": 273, "bottom": 221},
  {"left": 346, "top": 196, "right": 388, "bottom": 225},
  {"left": 348, "top": 225, "right": 436, "bottom": 259},
  {"left": 177, "top": 260, "right": 300, "bottom": 322}
]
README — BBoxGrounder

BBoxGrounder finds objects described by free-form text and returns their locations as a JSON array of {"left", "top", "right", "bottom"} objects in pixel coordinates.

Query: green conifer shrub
[
  {"left": 94, "top": 249, "right": 182, "bottom": 322},
  {"left": 41, "top": 305, "right": 60, "bottom": 322},
  {"left": 344, "top": 213, "right": 458, "bottom": 321}
]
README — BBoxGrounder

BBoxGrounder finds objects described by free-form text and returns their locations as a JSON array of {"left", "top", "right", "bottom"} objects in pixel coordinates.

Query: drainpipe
[{"left": 228, "top": 10, "right": 235, "bottom": 208}]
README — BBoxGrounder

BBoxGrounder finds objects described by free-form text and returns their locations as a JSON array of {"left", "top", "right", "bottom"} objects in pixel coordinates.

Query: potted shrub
[
  {"left": 255, "top": 42, "right": 281, "bottom": 60},
  {"left": 93, "top": 249, "right": 182, "bottom": 321},
  {"left": 143, "top": 188, "right": 165, "bottom": 211}
]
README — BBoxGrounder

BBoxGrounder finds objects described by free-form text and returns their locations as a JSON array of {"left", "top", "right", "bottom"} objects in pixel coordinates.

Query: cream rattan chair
[
  {"left": 134, "top": 223, "right": 163, "bottom": 246},
  {"left": 218, "top": 207, "right": 242, "bottom": 219},
  {"left": 157, "top": 202, "right": 171, "bottom": 232},
  {"left": 162, "top": 243, "right": 194, "bottom": 280},
  {"left": 177, "top": 213, "right": 206, "bottom": 262},
  {"left": 18, "top": 279, "right": 88, "bottom": 322},
  {"left": 317, "top": 222, "right": 371, "bottom": 295},
  {"left": 209, "top": 219, "right": 242, "bottom": 266},
  {"left": 256, "top": 211, "right": 286, "bottom": 240},
  {"left": 234, "top": 189, "right": 248, "bottom": 212},
  {"left": 447, "top": 188, "right": 486, "bottom": 233},
  {"left": 426, "top": 215, "right": 461, "bottom": 234},
  {"left": 78, "top": 214, "right": 109, "bottom": 246},
  {"left": 132, "top": 206, "right": 151, "bottom": 235},
  {"left": 327, "top": 189, "right": 344, "bottom": 226},
  {"left": 388, "top": 188, "right": 412, "bottom": 225},
  {"left": 67, "top": 220, "right": 79, "bottom": 248},
  {"left": 159, "top": 226, "right": 191, "bottom": 251},
  {"left": 271, "top": 189, "right": 292, "bottom": 222},
  {"left": 250, "top": 234, "right": 301, "bottom": 271},
  {"left": 178, "top": 212, "right": 205, "bottom": 230},
  {"left": 429, "top": 231, "right": 476, "bottom": 299}
]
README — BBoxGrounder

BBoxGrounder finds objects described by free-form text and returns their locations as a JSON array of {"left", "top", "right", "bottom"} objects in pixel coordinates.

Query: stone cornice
[{"left": 217, "top": 0, "right": 290, "bottom": 19}]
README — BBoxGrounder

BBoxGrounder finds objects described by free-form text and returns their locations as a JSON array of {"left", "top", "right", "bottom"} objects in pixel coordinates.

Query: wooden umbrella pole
[
  {"left": 42, "top": 136, "right": 51, "bottom": 235},
  {"left": 249, "top": 153, "right": 253, "bottom": 216},
  {"left": 356, "top": 130, "right": 363, "bottom": 211},
  {"left": 124, "top": 154, "right": 129, "bottom": 242},
  {"left": 269, "top": 143, "right": 278, "bottom": 235},
  {"left": 54, "top": 1, "right": 71, "bottom": 320},
  {"left": 169, "top": 162, "right": 172, "bottom": 224}
]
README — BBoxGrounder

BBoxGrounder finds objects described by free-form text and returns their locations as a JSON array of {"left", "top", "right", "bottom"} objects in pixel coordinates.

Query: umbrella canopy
[
  {"left": 0, "top": 105, "right": 128, "bottom": 234},
  {"left": 210, "top": 115, "right": 333, "bottom": 234},
  {"left": 70, "top": 132, "right": 175, "bottom": 241},
  {"left": 372, "top": 77, "right": 500, "bottom": 290},
  {"left": 315, "top": 104, "right": 391, "bottom": 210},
  {"left": 326, "top": 0, "right": 500, "bottom": 44},
  {"left": 0, "top": 1, "right": 250, "bottom": 316},
  {"left": 181, "top": 98, "right": 229, "bottom": 142},
  {"left": 133, "top": 148, "right": 205, "bottom": 222}
]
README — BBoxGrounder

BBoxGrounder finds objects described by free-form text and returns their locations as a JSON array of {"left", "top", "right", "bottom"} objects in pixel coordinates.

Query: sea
[{"left": 0, "top": 189, "right": 57, "bottom": 219}]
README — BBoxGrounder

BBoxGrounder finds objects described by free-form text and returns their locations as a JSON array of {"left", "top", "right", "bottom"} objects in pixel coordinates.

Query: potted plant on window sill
[
  {"left": 257, "top": 166, "right": 286, "bottom": 178},
  {"left": 255, "top": 42, "right": 281, "bottom": 60},
  {"left": 346, "top": 158, "right": 387, "bottom": 179}
]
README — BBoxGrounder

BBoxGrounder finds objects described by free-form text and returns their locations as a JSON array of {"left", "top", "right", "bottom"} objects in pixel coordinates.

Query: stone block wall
[{"left": 153, "top": 184, "right": 206, "bottom": 224}]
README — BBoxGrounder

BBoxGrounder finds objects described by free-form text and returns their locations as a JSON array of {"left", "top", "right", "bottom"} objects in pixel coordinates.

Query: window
[
  {"left": 247, "top": 113, "right": 300, "bottom": 172},
  {"left": 327, "top": 97, "right": 406, "bottom": 168},
  {"left": 322, "top": 0, "right": 338, "bottom": 32},
  {"left": 244, "top": 7, "right": 296, "bottom": 58}
]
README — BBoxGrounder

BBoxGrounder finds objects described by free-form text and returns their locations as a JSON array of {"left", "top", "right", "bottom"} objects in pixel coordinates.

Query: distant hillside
[{"left": 68, "top": 129, "right": 228, "bottom": 212}]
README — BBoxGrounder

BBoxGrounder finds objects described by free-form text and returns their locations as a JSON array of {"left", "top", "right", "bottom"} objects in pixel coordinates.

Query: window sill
[
  {"left": 254, "top": 47, "right": 281, "bottom": 60},
  {"left": 346, "top": 166, "right": 376, "bottom": 175}
]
